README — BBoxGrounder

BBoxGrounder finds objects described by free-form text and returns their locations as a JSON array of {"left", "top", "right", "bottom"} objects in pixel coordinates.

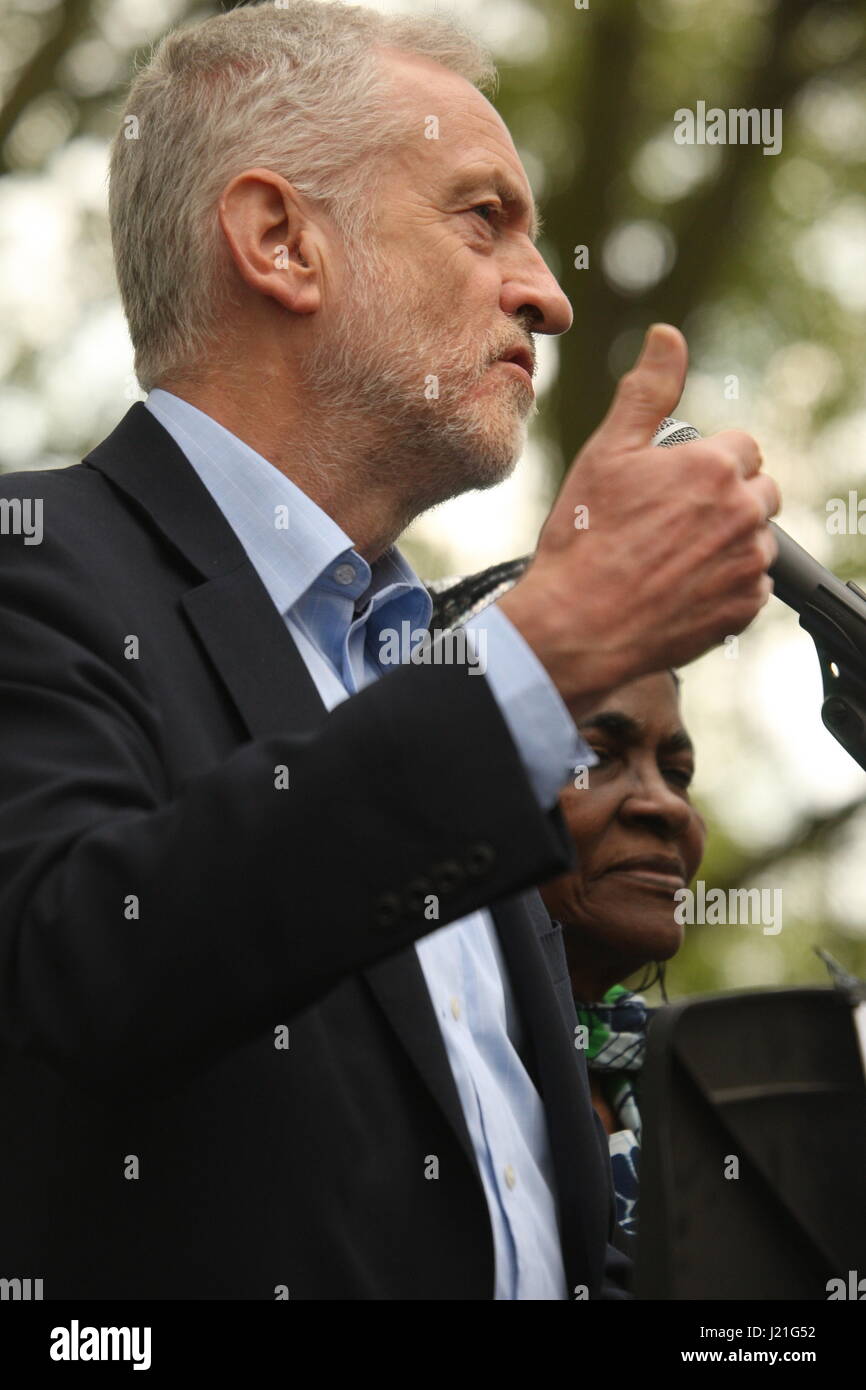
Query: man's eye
[{"left": 470, "top": 204, "right": 500, "bottom": 225}]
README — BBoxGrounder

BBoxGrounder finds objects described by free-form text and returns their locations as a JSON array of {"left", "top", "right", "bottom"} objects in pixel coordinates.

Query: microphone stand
[{"left": 770, "top": 523, "right": 866, "bottom": 775}]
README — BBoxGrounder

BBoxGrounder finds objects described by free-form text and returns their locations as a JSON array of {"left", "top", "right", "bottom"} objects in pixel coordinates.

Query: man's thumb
[{"left": 601, "top": 323, "right": 688, "bottom": 450}]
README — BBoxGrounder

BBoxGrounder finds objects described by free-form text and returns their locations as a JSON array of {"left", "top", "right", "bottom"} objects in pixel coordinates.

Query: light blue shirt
[{"left": 145, "top": 388, "right": 596, "bottom": 1300}]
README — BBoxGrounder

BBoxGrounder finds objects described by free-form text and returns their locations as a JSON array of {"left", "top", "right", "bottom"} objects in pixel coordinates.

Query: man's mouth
[{"left": 493, "top": 345, "right": 535, "bottom": 389}]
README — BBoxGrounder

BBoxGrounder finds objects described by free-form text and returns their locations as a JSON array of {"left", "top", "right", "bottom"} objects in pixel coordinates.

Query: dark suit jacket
[{"left": 0, "top": 404, "right": 627, "bottom": 1299}]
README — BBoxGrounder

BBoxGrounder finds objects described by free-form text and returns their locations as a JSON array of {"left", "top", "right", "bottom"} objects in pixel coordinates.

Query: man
[{"left": 0, "top": 3, "right": 779, "bottom": 1299}]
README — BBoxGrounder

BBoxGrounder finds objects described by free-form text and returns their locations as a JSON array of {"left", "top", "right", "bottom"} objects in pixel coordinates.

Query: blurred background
[{"left": 1, "top": 0, "right": 865, "bottom": 999}]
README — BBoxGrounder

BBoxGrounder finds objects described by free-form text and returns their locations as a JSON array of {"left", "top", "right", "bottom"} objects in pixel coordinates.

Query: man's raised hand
[{"left": 498, "top": 323, "right": 781, "bottom": 718}]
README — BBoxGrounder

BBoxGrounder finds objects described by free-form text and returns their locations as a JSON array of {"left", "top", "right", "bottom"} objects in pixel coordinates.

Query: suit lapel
[
  {"left": 180, "top": 567, "right": 326, "bottom": 738},
  {"left": 177, "top": 552, "right": 484, "bottom": 1173},
  {"left": 85, "top": 403, "right": 327, "bottom": 737},
  {"left": 84, "top": 404, "right": 479, "bottom": 1166},
  {"left": 362, "top": 952, "right": 480, "bottom": 1174}
]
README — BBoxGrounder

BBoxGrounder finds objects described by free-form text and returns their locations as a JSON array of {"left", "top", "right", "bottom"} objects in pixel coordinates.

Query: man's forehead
[{"left": 380, "top": 47, "right": 539, "bottom": 238}]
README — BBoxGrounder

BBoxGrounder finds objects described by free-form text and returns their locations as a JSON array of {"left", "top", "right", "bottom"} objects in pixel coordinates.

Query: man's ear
[{"left": 218, "top": 168, "right": 325, "bottom": 316}]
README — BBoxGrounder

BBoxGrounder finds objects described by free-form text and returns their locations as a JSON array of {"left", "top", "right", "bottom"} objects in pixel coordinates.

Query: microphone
[{"left": 650, "top": 417, "right": 866, "bottom": 662}]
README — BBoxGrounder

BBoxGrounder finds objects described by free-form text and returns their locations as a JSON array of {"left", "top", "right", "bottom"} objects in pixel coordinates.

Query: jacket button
[
  {"left": 405, "top": 878, "right": 433, "bottom": 915},
  {"left": 465, "top": 842, "right": 495, "bottom": 876},
  {"left": 431, "top": 860, "right": 463, "bottom": 894},
  {"left": 374, "top": 892, "right": 402, "bottom": 931}
]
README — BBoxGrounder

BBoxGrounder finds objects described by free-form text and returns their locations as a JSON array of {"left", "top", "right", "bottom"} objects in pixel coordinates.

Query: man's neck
[{"left": 155, "top": 377, "right": 412, "bottom": 562}]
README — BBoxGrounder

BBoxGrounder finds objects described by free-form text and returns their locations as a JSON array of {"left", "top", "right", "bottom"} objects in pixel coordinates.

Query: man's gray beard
[{"left": 299, "top": 256, "right": 532, "bottom": 524}]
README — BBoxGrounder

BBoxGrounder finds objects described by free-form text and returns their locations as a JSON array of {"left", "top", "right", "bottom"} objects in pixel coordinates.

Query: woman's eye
[
  {"left": 588, "top": 745, "right": 615, "bottom": 765},
  {"left": 664, "top": 766, "right": 693, "bottom": 789}
]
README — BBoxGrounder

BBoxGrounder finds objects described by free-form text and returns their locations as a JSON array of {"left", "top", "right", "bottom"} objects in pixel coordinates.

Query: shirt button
[
  {"left": 333, "top": 562, "right": 356, "bottom": 586},
  {"left": 503, "top": 1164, "right": 517, "bottom": 1191},
  {"left": 450, "top": 997, "right": 461, "bottom": 1021}
]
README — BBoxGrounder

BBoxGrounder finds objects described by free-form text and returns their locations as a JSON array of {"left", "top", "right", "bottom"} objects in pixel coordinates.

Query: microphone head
[{"left": 651, "top": 417, "right": 701, "bottom": 448}]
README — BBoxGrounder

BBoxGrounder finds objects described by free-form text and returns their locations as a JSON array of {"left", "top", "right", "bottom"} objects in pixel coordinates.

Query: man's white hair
[{"left": 109, "top": 1, "right": 496, "bottom": 390}]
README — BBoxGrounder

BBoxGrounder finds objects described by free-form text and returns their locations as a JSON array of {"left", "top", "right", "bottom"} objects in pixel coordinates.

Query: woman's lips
[
  {"left": 603, "top": 867, "right": 685, "bottom": 893},
  {"left": 598, "top": 859, "right": 686, "bottom": 893}
]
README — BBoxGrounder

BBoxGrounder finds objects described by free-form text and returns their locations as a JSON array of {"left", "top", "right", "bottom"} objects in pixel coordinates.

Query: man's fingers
[
  {"left": 759, "top": 524, "right": 779, "bottom": 572},
  {"left": 725, "top": 486, "right": 780, "bottom": 576},
  {"left": 749, "top": 472, "right": 781, "bottom": 521},
  {"left": 596, "top": 323, "right": 688, "bottom": 452},
  {"left": 711, "top": 429, "right": 763, "bottom": 479}
]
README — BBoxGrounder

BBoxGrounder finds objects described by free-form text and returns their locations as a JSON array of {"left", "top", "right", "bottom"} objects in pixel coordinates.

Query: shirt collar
[{"left": 145, "top": 388, "right": 432, "bottom": 626}]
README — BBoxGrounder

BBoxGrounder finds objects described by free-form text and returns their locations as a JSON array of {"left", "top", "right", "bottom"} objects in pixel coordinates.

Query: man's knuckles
[
  {"left": 750, "top": 472, "right": 781, "bottom": 518},
  {"left": 709, "top": 429, "right": 763, "bottom": 477}
]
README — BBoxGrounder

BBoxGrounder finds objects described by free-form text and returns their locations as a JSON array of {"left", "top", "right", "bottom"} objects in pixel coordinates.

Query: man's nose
[{"left": 500, "top": 243, "right": 573, "bottom": 336}]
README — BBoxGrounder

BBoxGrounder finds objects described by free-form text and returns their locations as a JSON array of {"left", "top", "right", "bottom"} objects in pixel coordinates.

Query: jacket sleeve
[{"left": 0, "top": 527, "right": 575, "bottom": 1097}]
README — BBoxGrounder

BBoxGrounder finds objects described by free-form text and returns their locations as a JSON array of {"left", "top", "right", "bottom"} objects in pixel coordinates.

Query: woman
[
  {"left": 538, "top": 669, "right": 706, "bottom": 1238},
  {"left": 430, "top": 560, "right": 707, "bottom": 1239}
]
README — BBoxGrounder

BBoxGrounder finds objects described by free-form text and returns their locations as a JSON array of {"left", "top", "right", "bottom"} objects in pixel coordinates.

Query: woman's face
[{"left": 539, "top": 672, "right": 706, "bottom": 993}]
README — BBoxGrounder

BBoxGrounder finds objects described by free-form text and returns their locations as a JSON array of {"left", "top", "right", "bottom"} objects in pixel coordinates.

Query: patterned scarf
[{"left": 574, "top": 985, "right": 651, "bottom": 1239}]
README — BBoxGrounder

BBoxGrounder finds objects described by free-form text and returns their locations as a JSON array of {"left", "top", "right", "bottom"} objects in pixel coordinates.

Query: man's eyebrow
[
  {"left": 580, "top": 710, "right": 695, "bottom": 757},
  {"left": 446, "top": 169, "right": 543, "bottom": 243}
]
